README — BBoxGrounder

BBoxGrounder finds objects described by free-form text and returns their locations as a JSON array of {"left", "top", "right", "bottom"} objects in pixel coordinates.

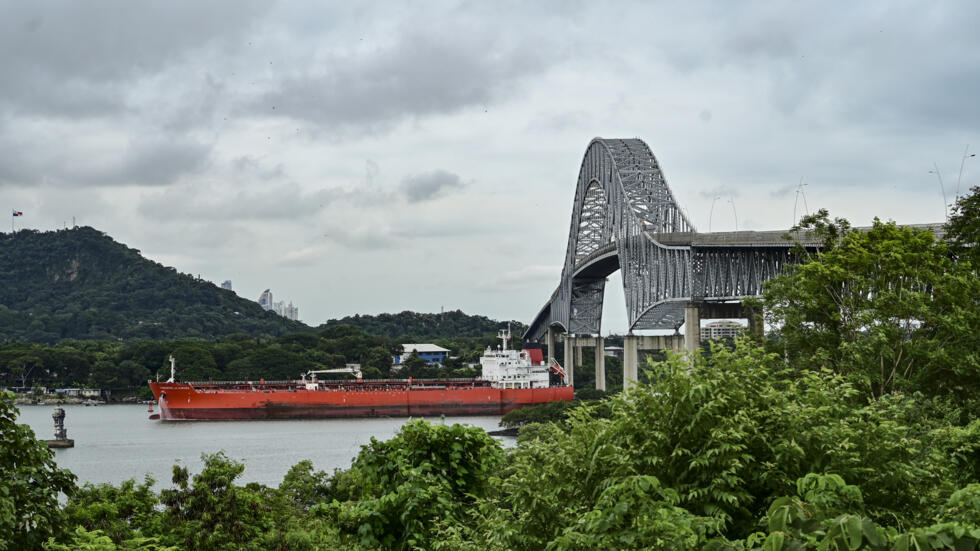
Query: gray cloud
[
  {"left": 0, "top": 130, "right": 211, "bottom": 188},
  {"left": 0, "top": 1, "right": 268, "bottom": 118},
  {"left": 400, "top": 170, "right": 466, "bottom": 203},
  {"left": 139, "top": 182, "right": 330, "bottom": 221},
  {"left": 256, "top": 31, "right": 556, "bottom": 132}
]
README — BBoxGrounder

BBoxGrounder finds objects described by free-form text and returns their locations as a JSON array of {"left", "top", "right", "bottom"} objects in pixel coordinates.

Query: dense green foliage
[
  {"left": 0, "top": 326, "right": 402, "bottom": 389},
  {"left": 14, "top": 339, "right": 976, "bottom": 550},
  {"left": 0, "top": 322, "right": 519, "bottom": 390},
  {"left": 322, "top": 310, "right": 526, "bottom": 341},
  {"left": 0, "top": 227, "right": 306, "bottom": 342},
  {"left": 0, "top": 391, "right": 76, "bottom": 550},
  {"left": 763, "top": 211, "right": 980, "bottom": 401},
  {"left": 948, "top": 184, "right": 980, "bottom": 267}
]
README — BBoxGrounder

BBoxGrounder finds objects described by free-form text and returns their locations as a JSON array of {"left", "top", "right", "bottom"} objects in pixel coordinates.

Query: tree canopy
[{"left": 762, "top": 210, "right": 980, "bottom": 399}]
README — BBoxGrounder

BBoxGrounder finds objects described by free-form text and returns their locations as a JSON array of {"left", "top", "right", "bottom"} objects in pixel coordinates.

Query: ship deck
[{"left": 178, "top": 377, "right": 495, "bottom": 393}]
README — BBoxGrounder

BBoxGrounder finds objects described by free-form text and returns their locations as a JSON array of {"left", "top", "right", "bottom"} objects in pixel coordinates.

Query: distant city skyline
[
  {"left": 256, "top": 288, "right": 299, "bottom": 322},
  {"left": 1, "top": 2, "right": 977, "bottom": 332}
]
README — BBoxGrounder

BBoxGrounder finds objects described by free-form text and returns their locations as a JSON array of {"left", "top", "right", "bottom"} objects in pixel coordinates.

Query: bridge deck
[
  {"left": 651, "top": 223, "right": 945, "bottom": 248},
  {"left": 653, "top": 230, "right": 818, "bottom": 247}
]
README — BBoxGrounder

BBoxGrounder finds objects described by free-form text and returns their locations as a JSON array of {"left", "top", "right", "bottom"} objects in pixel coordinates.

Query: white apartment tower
[{"left": 258, "top": 289, "right": 273, "bottom": 311}]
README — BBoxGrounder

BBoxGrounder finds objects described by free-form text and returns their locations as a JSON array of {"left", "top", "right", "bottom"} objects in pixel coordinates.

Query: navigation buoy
[{"left": 147, "top": 401, "right": 154, "bottom": 413}]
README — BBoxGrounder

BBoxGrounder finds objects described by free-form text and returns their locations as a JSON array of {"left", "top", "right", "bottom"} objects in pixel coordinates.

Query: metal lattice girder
[
  {"left": 568, "top": 277, "right": 605, "bottom": 334},
  {"left": 691, "top": 247, "right": 797, "bottom": 299}
]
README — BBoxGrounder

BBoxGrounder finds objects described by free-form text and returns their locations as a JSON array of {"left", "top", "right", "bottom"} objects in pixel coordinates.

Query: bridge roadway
[{"left": 651, "top": 223, "right": 943, "bottom": 248}]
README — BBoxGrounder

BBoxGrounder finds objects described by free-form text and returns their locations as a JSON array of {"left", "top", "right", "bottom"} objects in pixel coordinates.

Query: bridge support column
[
  {"left": 747, "top": 305, "right": 764, "bottom": 338},
  {"left": 545, "top": 327, "right": 556, "bottom": 363},
  {"left": 623, "top": 335, "right": 638, "bottom": 392},
  {"left": 594, "top": 336, "right": 605, "bottom": 391},
  {"left": 684, "top": 304, "right": 701, "bottom": 355},
  {"left": 564, "top": 335, "right": 575, "bottom": 388},
  {"left": 576, "top": 344, "right": 584, "bottom": 366}
]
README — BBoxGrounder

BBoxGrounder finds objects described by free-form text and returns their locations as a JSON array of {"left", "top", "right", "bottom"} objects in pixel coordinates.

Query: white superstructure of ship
[{"left": 480, "top": 326, "right": 565, "bottom": 389}]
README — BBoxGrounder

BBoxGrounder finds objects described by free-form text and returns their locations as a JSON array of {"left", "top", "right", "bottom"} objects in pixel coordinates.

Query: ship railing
[{"left": 182, "top": 377, "right": 491, "bottom": 387}]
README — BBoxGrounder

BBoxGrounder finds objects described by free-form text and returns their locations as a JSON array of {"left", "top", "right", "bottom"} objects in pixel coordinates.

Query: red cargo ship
[{"left": 148, "top": 328, "right": 572, "bottom": 420}]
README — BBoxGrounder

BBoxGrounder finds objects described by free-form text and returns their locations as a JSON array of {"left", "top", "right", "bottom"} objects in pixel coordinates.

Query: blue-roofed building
[{"left": 393, "top": 344, "right": 450, "bottom": 366}]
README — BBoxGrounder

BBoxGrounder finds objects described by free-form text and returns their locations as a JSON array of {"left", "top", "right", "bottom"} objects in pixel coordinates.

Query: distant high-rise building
[
  {"left": 258, "top": 289, "right": 299, "bottom": 320},
  {"left": 258, "top": 289, "right": 273, "bottom": 311},
  {"left": 221, "top": 280, "right": 233, "bottom": 291}
]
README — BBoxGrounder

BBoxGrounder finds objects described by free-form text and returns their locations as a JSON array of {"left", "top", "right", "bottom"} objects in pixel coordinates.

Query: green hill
[
  {"left": 321, "top": 310, "right": 527, "bottom": 341},
  {"left": 0, "top": 227, "right": 307, "bottom": 342}
]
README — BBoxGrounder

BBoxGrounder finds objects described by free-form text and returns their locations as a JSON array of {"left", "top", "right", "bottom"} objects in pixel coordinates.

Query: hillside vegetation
[
  {"left": 0, "top": 227, "right": 308, "bottom": 342},
  {"left": 0, "top": 324, "right": 507, "bottom": 392},
  {"left": 321, "top": 310, "right": 527, "bottom": 340}
]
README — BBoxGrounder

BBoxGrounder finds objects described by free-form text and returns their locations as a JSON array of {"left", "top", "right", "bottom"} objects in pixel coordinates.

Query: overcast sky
[{"left": 2, "top": 1, "right": 978, "bottom": 333}]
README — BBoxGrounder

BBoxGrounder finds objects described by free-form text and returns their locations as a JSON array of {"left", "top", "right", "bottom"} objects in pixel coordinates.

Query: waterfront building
[
  {"left": 703, "top": 320, "right": 744, "bottom": 340},
  {"left": 393, "top": 344, "right": 450, "bottom": 366},
  {"left": 221, "top": 280, "right": 233, "bottom": 291}
]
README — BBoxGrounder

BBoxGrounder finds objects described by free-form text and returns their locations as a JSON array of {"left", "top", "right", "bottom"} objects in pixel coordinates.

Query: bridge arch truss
[{"left": 525, "top": 137, "right": 809, "bottom": 342}]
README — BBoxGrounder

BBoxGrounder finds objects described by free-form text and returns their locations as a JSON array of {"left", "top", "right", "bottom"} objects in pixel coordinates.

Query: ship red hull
[{"left": 148, "top": 381, "right": 573, "bottom": 420}]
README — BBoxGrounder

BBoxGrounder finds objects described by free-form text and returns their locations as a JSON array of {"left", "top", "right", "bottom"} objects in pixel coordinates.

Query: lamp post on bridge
[
  {"left": 792, "top": 179, "right": 809, "bottom": 226},
  {"left": 708, "top": 196, "right": 721, "bottom": 232},
  {"left": 930, "top": 164, "right": 949, "bottom": 221},
  {"left": 955, "top": 145, "right": 976, "bottom": 202}
]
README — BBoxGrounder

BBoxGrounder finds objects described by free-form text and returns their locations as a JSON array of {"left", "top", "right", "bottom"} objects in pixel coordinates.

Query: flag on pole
[{"left": 12, "top": 210, "right": 22, "bottom": 216}]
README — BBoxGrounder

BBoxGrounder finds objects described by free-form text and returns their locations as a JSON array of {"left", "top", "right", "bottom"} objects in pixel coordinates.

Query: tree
[
  {"left": 167, "top": 343, "right": 218, "bottom": 381},
  {"left": 0, "top": 391, "right": 77, "bottom": 550},
  {"left": 447, "top": 342, "right": 975, "bottom": 549},
  {"left": 947, "top": 184, "right": 980, "bottom": 267},
  {"left": 159, "top": 453, "right": 275, "bottom": 550},
  {"left": 763, "top": 211, "right": 980, "bottom": 397},
  {"left": 331, "top": 420, "right": 504, "bottom": 550},
  {"left": 62, "top": 476, "right": 161, "bottom": 545}
]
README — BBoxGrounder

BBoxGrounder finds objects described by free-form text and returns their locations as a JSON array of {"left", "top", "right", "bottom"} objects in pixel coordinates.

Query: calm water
[{"left": 17, "top": 404, "right": 510, "bottom": 488}]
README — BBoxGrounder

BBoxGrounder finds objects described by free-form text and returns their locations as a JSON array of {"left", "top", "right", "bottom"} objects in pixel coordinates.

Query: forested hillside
[
  {"left": 0, "top": 227, "right": 307, "bottom": 342},
  {"left": 321, "top": 310, "right": 526, "bottom": 340}
]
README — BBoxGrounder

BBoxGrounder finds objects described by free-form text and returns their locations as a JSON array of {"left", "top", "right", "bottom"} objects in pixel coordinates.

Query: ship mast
[
  {"left": 167, "top": 355, "right": 176, "bottom": 383},
  {"left": 498, "top": 324, "right": 511, "bottom": 351}
]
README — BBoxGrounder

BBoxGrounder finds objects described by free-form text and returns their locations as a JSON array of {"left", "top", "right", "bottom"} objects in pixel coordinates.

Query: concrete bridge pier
[
  {"left": 747, "top": 306, "right": 764, "bottom": 338},
  {"left": 623, "top": 335, "right": 639, "bottom": 391},
  {"left": 594, "top": 336, "right": 605, "bottom": 391},
  {"left": 546, "top": 327, "right": 556, "bottom": 365},
  {"left": 623, "top": 335, "right": 685, "bottom": 391},
  {"left": 563, "top": 335, "right": 575, "bottom": 387},
  {"left": 560, "top": 334, "right": 608, "bottom": 390},
  {"left": 684, "top": 304, "right": 701, "bottom": 354},
  {"left": 684, "top": 301, "right": 767, "bottom": 355}
]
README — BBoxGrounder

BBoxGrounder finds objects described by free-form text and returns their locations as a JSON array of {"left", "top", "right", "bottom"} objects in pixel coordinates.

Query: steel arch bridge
[{"left": 524, "top": 137, "right": 816, "bottom": 343}]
